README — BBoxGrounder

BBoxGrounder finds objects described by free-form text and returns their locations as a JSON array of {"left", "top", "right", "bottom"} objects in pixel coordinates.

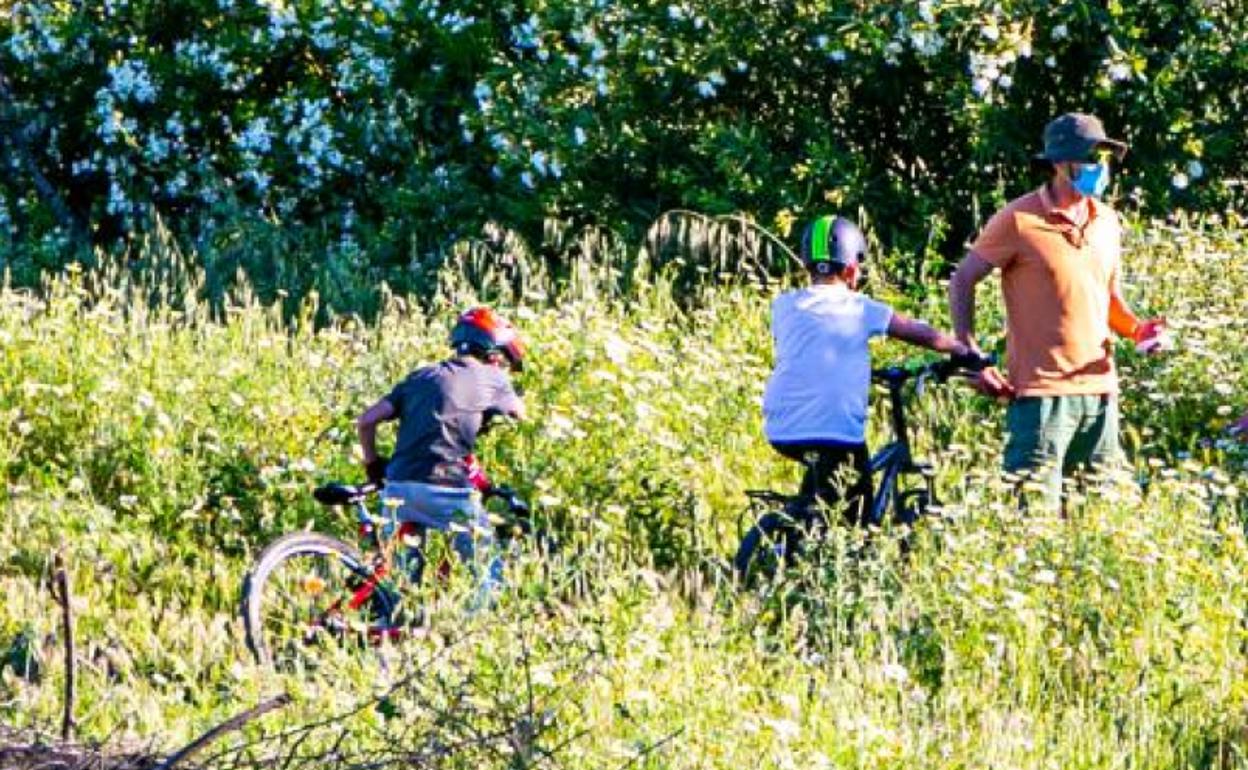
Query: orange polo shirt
[{"left": 970, "top": 186, "right": 1122, "bottom": 397}]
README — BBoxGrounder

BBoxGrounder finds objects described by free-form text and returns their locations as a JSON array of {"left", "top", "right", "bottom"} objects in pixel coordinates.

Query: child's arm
[
  {"left": 889, "top": 314, "right": 1014, "bottom": 396},
  {"left": 357, "top": 397, "right": 397, "bottom": 481},
  {"left": 886, "top": 313, "right": 970, "bottom": 355}
]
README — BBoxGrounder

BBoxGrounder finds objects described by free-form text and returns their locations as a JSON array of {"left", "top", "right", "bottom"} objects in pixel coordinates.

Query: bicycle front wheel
[{"left": 241, "top": 532, "right": 398, "bottom": 667}]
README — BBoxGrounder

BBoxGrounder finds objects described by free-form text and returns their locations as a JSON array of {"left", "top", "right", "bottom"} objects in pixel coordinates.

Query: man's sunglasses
[{"left": 1085, "top": 148, "right": 1115, "bottom": 166}]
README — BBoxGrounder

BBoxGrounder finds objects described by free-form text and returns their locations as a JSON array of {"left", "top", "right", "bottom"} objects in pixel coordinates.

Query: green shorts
[{"left": 1003, "top": 394, "right": 1123, "bottom": 507}]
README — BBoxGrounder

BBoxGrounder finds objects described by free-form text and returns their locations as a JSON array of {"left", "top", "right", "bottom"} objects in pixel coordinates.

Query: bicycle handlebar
[
  {"left": 312, "top": 480, "right": 532, "bottom": 519},
  {"left": 871, "top": 352, "right": 995, "bottom": 386}
]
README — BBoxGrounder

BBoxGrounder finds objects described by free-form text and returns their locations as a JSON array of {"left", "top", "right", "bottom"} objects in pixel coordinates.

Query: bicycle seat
[
  {"left": 745, "top": 490, "right": 791, "bottom": 506},
  {"left": 313, "top": 483, "right": 377, "bottom": 506}
]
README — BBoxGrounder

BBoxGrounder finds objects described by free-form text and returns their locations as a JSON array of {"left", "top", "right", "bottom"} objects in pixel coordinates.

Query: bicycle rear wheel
[
  {"left": 733, "top": 511, "right": 801, "bottom": 584},
  {"left": 242, "top": 532, "right": 400, "bottom": 667}
]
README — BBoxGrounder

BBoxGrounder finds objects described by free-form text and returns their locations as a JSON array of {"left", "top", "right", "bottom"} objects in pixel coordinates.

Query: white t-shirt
[{"left": 762, "top": 283, "right": 894, "bottom": 445}]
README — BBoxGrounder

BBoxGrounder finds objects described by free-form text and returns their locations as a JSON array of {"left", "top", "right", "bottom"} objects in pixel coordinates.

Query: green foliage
[
  {"left": 1, "top": 0, "right": 1246, "bottom": 300},
  {"left": 1, "top": 217, "right": 1246, "bottom": 766}
]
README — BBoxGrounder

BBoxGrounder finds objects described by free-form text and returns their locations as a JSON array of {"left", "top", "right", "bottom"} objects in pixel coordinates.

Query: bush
[{"left": 1, "top": 0, "right": 1245, "bottom": 303}]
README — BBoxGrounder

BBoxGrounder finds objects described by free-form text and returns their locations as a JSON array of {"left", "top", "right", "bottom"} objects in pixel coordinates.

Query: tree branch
[
  {"left": 49, "top": 551, "right": 76, "bottom": 742},
  {"left": 155, "top": 693, "right": 292, "bottom": 770},
  {"left": 0, "top": 64, "right": 87, "bottom": 244}
]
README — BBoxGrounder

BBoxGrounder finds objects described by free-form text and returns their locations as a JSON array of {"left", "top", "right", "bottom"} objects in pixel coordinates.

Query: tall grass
[{"left": 1, "top": 215, "right": 1246, "bottom": 767}]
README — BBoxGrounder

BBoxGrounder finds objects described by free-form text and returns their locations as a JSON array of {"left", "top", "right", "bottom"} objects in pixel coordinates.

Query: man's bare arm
[
  {"left": 948, "top": 253, "right": 997, "bottom": 347},
  {"left": 947, "top": 253, "right": 1014, "bottom": 398}
]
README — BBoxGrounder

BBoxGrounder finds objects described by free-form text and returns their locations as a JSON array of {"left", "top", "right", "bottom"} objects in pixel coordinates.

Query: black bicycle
[{"left": 733, "top": 353, "right": 990, "bottom": 581}]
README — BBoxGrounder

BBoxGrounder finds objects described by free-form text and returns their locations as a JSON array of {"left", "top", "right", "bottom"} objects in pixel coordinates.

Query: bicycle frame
[
  {"left": 289, "top": 489, "right": 426, "bottom": 643},
  {"left": 775, "top": 363, "right": 945, "bottom": 530},
  {"left": 867, "top": 369, "right": 935, "bottom": 526},
  {"left": 734, "top": 356, "right": 988, "bottom": 579},
  {"left": 307, "top": 480, "right": 533, "bottom": 638},
  {"left": 340, "top": 495, "right": 411, "bottom": 633}
]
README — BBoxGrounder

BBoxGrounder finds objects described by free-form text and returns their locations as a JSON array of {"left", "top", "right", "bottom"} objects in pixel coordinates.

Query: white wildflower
[
  {"left": 763, "top": 718, "right": 801, "bottom": 742},
  {"left": 236, "top": 118, "right": 273, "bottom": 154},
  {"left": 882, "top": 662, "right": 909, "bottom": 682},
  {"left": 910, "top": 29, "right": 944, "bottom": 57},
  {"left": 1107, "top": 61, "right": 1132, "bottom": 81},
  {"left": 108, "top": 59, "right": 158, "bottom": 103},
  {"left": 530, "top": 150, "right": 548, "bottom": 176}
]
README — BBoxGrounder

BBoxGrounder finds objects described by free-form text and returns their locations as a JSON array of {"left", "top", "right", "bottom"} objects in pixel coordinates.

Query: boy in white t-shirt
[{"left": 763, "top": 215, "right": 976, "bottom": 526}]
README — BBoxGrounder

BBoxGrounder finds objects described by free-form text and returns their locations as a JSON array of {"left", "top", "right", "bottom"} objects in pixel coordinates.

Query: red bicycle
[{"left": 241, "top": 457, "right": 539, "bottom": 666}]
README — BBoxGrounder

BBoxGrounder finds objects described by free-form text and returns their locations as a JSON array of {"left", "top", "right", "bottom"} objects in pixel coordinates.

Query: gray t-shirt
[{"left": 383, "top": 357, "right": 522, "bottom": 485}]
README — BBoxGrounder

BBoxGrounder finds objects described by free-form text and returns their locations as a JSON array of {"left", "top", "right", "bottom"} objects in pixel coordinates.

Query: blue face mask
[{"left": 1071, "top": 161, "right": 1110, "bottom": 198}]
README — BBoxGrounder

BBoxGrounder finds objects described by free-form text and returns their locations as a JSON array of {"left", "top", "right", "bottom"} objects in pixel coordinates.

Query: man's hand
[
  {"left": 365, "top": 456, "right": 389, "bottom": 486},
  {"left": 955, "top": 342, "right": 1015, "bottom": 400},
  {"left": 1132, "top": 317, "right": 1171, "bottom": 355},
  {"left": 974, "top": 366, "right": 1016, "bottom": 400}
]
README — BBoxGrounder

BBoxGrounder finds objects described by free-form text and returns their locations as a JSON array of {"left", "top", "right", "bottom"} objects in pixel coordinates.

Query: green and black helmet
[{"left": 800, "top": 215, "right": 867, "bottom": 276}]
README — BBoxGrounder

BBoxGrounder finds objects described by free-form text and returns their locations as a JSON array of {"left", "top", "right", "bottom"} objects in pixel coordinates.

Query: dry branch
[
  {"left": 50, "top": 551, "right": 76, "bottom": 742},
  {"left": 154, "top": 694, "right": 291, "bottom": 770}
]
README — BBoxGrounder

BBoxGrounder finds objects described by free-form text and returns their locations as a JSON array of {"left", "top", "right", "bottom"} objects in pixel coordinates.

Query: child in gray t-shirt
[{"left": 355, "top": 307, "right": 526, "bottom": 591}]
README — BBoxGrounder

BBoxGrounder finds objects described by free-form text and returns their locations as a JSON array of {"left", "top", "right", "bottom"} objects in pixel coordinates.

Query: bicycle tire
[
  {"left": 242, "top": 531, "right": 394, "bottom": 666},
  {"left": 733, "top": 511, "right": 800, "bottom": 584},
  {"left": 895, "top": 488, "right": 931, "bottom": 526}
]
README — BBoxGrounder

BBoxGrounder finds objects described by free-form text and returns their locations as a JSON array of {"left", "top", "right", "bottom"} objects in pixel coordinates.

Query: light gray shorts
[{"left": 380, "top": 481, "right": 488, "bottom": 532}]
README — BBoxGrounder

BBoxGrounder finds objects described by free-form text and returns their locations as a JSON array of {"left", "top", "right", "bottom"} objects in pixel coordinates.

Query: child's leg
[
  {"left": 390, "top": 482, "right": 502, "bottom": 599},
  {"left": 770, "top": 442, "right": 871, "bottom": 526},
  {"left": 811, "top": 445, "right": 872, "bottom": 526},
  {"left": 448, "top": 497, "right": 504, "bottom": 609},
  {"left": 401, "top": 523, "right": 429, "bottom": 585}
]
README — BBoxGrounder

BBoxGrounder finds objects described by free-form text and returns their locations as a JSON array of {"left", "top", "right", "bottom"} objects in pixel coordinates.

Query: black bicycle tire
[
  {"left": 241, "top": 531, "right": 373, "bottom": 665},
  {"left": 733, "top": 511, "right": 796, "bottom": 583},
  {"left": 871, "top": 464, "right": 900, "bottom": 527},
  {"left": 895, "top": 488, "right": 931, "bottom": 526}
]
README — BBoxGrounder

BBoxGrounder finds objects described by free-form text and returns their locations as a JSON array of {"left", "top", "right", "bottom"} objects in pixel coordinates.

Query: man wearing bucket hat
[{"left": 947, "top": 112, "right": 1167, "bottom": 508}]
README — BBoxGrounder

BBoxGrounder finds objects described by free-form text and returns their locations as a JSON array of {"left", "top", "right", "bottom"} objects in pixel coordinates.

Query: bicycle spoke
[{"left": 257, "top": 551, "right": 384, "bottom": 668}]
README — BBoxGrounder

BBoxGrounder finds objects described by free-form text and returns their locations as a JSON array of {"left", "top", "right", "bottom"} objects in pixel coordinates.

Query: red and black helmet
[{"left": 450, "top": 306, "right": 526, "bottom": 371}]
